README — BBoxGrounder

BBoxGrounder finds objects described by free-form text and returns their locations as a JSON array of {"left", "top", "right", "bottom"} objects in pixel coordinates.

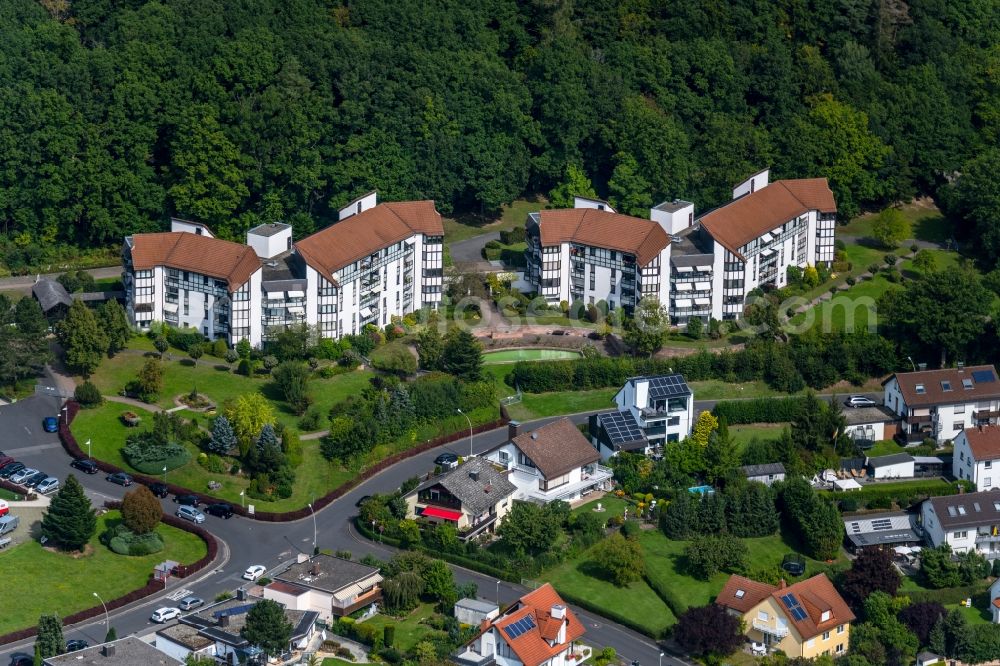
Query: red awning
[{"left": 421, "top": 506, "right": 462, "bottom": 521}]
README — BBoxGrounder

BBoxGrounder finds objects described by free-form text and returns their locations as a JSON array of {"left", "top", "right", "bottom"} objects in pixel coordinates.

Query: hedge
[
  {"left": 59, "top": 401, "right": 507, "bottom": 523},
  {"left": 499, "top": 227, "right": 526, "bottom": 245},
  {"left": 0, "top": 501, "right": 219, "bottom": 646},
  {"left": 835, "top": 479, "right": 972, "bottom": 510},
  {"left": 906, "top": 583, "right": 990, "bottom": 606},
  {"left": 643, "top": 572, "right": 689, "bottom": 618},
  {"left": 711, "top": 397, "right": 807, "bottom": 424}
]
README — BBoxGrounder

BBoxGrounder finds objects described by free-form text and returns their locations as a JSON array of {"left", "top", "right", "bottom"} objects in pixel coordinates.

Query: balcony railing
[
  {"left": 976, "top": 410, "right": 1000, "bottom": 420},
  {"left": 907, "top": 414, "right": 933, "bottom": 424},
  {"left": 417, "top": 495, "right": 462, "bottom": 511},
  {"left": 752, "top": 619, "right": 790, "bottom": 637},
  {"left": 460, "top": 514, "right": 498, "bottom": 541},
  {"left": 976, "top": 533, "right": 1000, "bottom": 543},
  {"left": 453, "top": 651, "right": 496, "bottom": 666}
]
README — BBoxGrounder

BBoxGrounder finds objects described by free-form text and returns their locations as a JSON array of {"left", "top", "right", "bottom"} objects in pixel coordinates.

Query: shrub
[
  {"left": 484, "top": 239, "right": 502, "bottom": 249},
  {"left": 499, "top": 227, "right": 526, "bottom": 244},
  {"left": 74, "top": 381, "right": 103, "bottom": 407},
  {"left": 885, "top": 253, "right": 898, "bottom": 266},
  {"left": 868, "top": 263, "right": 881, "bottom": 274},
  {"left": 224, "top": 349, "right": 239, "bottom": 364},
  {"left": 846, "top": 276, "right": 856, "bottom": 286},
  {"left": 298, "top": 408, "right": 324, "bottom": 432},
  {"left": 211, "top": 339, "right": 228, "bottom": 357}
]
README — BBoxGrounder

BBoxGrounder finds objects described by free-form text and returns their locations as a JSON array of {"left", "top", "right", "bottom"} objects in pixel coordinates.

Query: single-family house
[
  {"left": 454, "top": 583, "right": 585, "bottom": 666},
  {"left": 740, "top": 463, "right": 786, "bottom": 486},
  {"left": 843, "top": 510, "right": 922, "bottom": 553},
  {"left": 404, "top": 457, "right": 517, "bottom": 541},
  {"left": 45, "top": 638, "right": 181, "bottom": 666},
  {"left": 842, "top": 406, "right": 899, "bottom": 449},
  {"left": 883, "top": 365, "right": 1000, "bottom": 444},
  {"left": 867, "top": 453, "right": 915, "bottom": 480},
  {"left": 716, "top": 574, "right": 854, "bottom": 658},
  {"left": 921, "top": 489, "right": 1000, "bottom": 558},
  {"left": 31, "top": 278, "right": 73, "bottom": 319},
  {"left": 266, "top": 553, "right": 382, "bottom": 621},
  {"left": 484, "top": 419, "right": 612, "bottom": 503},
  {"left": 953, "top": 426, "right": 1000, "bottom": 491},
  {"left": 916, "top": 652, "right": 942, "bottom": 666},
  {"left": 455, "top": 598, "right": 500, "bottom": 626},
  {"left": 590, "top": 374, "right": 694, "bottom": 459},
  {"left": 155, "top": 596, "right": 317, "bottom": 665},
  {"left": 989, "top": 577, "right": 1000, "bottom": 623}
]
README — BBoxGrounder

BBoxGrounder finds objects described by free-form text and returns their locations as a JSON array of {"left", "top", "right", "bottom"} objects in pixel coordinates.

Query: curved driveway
[{"left": 0, "top": 393, "right": 680, "bottom": 665}]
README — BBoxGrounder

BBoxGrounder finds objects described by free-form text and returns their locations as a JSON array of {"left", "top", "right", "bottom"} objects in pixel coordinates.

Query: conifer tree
[{"left": 40, "top": 475, "right": 96, "bottom": 551}]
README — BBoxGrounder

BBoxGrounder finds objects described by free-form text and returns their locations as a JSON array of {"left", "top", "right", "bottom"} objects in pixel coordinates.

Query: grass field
[
  {"left": 361, "top": 603, "right": 446, "bottom": 652},
  {"left": 0, "top": 511, "right": 206, "bottom": 636},
  {"left": 866, "top": 440, "right": 905, "bottom": 457},
  {"left": 685, "top": 379, "right": 784, "bottom": 401},
  {"left": 443, "top": 199, "right": 543, "bottom": 245},
  {"left": 482, "top": 349, "right": 582, "bottom": 364},
  {"left": 322, "top": 660, "right": 358, "bottom": 666},
  {"left": 790, "top": 275, "right": 900, "bottom": 333},
  {"left": 730, "top": 423, "right": 788, "bottom": 446},
  {"left": 840, "top": 201, "right": 952, "bottom": 243}
]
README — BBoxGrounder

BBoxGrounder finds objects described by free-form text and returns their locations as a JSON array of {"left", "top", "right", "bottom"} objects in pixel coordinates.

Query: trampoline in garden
[{"left": 782, "top": 553, "right": 806, "bottom": 576}]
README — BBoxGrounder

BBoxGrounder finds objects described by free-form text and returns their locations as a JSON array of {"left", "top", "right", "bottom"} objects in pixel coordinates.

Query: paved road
[
  {"left": 0, "top": 266, "right": 121, "bottom": 294},
  {"left": 450, "top": 231, "right": 500, "bottom": 267}
]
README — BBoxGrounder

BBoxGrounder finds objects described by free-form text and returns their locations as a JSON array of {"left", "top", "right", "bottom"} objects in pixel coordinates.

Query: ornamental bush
[{"left": 74, "top": 380, "right": 103, "bottom": 407}]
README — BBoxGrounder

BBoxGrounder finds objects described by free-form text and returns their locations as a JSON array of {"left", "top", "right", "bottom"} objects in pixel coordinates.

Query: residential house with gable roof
[
  {"left": 404, "top": 457, "right": 518, "bottom": 542},
  {"left": 716, "top": 573, "right": 854, "bottom": 658},
  {"left": 590, "top": 374, "right": 694, "bottom": 459},
  {"left": 483, "top": 419, "right": 612, "bottom": 503},
  {"left": 953, "top": 425, "right": 1000, "bottom": 491},
  {"left": 454, "top": 583, "right": 585, "bottom": 666},
  {"left": 883, "top": 365, "right": 1000, "bottom": 444},
  {"left": 920, "top": 488, "right": 1000, "bottom": 559},
  {"left": 123, "top": 192, "right": 443, "bottom": 347}
]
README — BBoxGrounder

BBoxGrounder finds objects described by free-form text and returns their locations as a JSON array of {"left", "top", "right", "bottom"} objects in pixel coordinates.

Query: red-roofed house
[
  {"left": 716, "top": 573, "right": 854, "bottom": 658},
  {"left": 454, "top": 584, "right": 585, "bottom": 666},
  {"left": 954, "top": 425, "right": 1000, "bottom": 491}
]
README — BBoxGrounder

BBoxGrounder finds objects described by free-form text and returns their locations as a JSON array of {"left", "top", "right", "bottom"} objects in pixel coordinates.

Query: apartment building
[
  {"left": 921, "top": 489, "right": 1000, "bottom": 559},
  {"left": 883, "top": 365, "right": 1000, "bottom": 444},
  {"left": 523, "top": 169, "right": 837, "bottom": 324},
  {"left": 123, "top": 192, "right": 444, "bottom": 347}
]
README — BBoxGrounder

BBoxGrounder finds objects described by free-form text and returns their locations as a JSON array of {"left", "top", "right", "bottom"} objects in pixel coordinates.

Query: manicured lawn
[
  {"left": 948, "top": 602, "right": 992, "bottom": 625},
  {"left": 322, "top": 660, "right": 358, "bottom": 666},
  {"left": 0, "top": 511, "right": 206, "bottom": 636},
  {"left": 361, "top": 603, "right": 447, "bottom": 652},
  {"left": 87, "top": 347, "right": 375, "bottom": 429},
  {"left": 730, "top": 423, "right": 787, "bottom": 447},
  {"left": 790, "top": 275, "right": 900, "bottom": 334},
  {"left": 866, "top": 440, "right": 905, "bottom": 457},
  {"left": 840, "top": 201, "right": 951, "bottom": 244},
  {"left": 443, "top": 199, "right": 543, "bottom": 245},
  {"left": 685, "top": 379, "right": 783, "bottom": 401},
  {"left": 485, "top": 364, "right": 616, "bottom": 421},
  {"left": 70, "top": 401, "right": 355, "bottom": 512},
  {"left": 0, "top": 488, "right": 23, "bottom": 501},
  {"left": 571, "top": 496, "right": 629, "bottom": 519}
]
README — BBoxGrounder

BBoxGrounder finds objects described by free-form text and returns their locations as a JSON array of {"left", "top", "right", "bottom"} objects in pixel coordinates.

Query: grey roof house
[
  {"left": 31, "top": 278, "right": 73, "bottom": 315},
  {"left": 45, "top": 637, "right": 181, "bottom": 666},
  {"left": 843, "top": 510, "right": 922, "bottom": 552},
  {"left": 266, "top": 553, "right": 383, "bottom": 619},
  {"left": 740, "top": 463, "right": 786, "bottom": 486}
]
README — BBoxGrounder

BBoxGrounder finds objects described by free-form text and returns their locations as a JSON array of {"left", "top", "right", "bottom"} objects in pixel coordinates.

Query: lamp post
[
  {"left": 907, "top": 356, "right": 916, "bottom": 372},
  {"left": 61, "top": 406, "right": 68, "bottom": 424},
  {"left": 92, "top": 591, "right": 109, "bottom": 630},
  {"left": 456, "top": 408, "right": 473, "bottom": 459},
  {"left": 162, "top": 465, "right": 167, "bottom": 483},
  {"left": 239, "top": 490, "right": 244, "bottom": 509},
  {"left": 659, "top": 652, "right": 664, "bottom": 666},
  {"left": 496, "top": 580, "right": 501, "bottom": 608},
  {"left": 308, "top": 502, "right": 317, "bottom": 554},
  {"left": 86, "top": 439, "right": 92, "bottom": 459}
]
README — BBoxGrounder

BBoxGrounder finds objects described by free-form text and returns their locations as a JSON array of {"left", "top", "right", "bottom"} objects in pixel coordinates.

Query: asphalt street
[{"left": 0, "top": 382, "right": 883, "bottom": 665}]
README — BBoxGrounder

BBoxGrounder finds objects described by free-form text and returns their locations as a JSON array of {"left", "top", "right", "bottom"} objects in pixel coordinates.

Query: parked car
[
  {"left": 150, "top": 607, "right": 180, "bottom": 623},
  {"left": 205, "top": 503, "right": 234, "bottom": 519},
  {"left": 65, "top": 640, "right": 88, "bottom": 652},
  {"left": 242, "top": 564, "right": 266, "bottom": 581},
  {"left": 0, "top": 515, "right": 21, "bottom": 536},
  {"left": 22, "top": 471, "right": 49, "bottom": 489},
  {"left": 8, "top": 653, "right": 33, "bottom": 666},
  {"left": 434, "top": 452, "right": 459, "bottom": 469},
  {"left": 178, "top": 596, "right": 204, "bottom": 611},
  {"left": 9, "top": 468, "right": 38, "bottom": 485},
  {"left": 42, "top": 416, "right": 58, "bottom": 433},
  {"left": 35, "top": 477, "right": 60, "bottom": 495},
  {"left": 0, "top": 462, "right": 25, "bottom": 479},
  {"left": 0, "top": 499, "right": 8, "bottom": 517},
  {"left": 175, "top": 506, "right": 205, "bottom": 524},
  {"left": 0, "top": 456, "right": 13, "bottom": 470},
  {"left": 71, "top": 459, "right": 99, "bottom": 474},
  {"left": 174, "top": 494, "right": 200, "bottom": 506},
  {"left": 845, "top": 395, "right": 877, "bottom": 408},
  {"left": 147, "top": 481, "right": 169, "bottom": 498},
  {"left": 106, "top": 472, "right": 133, "bottom": 486}
]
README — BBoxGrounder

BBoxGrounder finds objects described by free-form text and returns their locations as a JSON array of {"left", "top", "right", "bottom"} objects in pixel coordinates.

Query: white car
[
  {"left": 150, "top": 607, "right": 180, "bottom": 623},
  {"left": 242, "top": 564, "right": 267, "bottom": 581}
]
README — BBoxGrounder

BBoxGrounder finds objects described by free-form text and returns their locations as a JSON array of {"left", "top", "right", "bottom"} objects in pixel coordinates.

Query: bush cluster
[{"left": 711, "top": 396, "right": 809, "bottom": 424}]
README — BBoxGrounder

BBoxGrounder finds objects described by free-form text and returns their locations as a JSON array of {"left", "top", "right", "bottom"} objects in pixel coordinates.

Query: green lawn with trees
[{"left": 0, "top": 511, "right": 205, "bottom": 636}]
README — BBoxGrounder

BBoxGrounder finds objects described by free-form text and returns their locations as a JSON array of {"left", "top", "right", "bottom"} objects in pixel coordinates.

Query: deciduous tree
[
  {"left": 841, "top": 547, "right": 901, "bottom": 610},
  {"left": 592, "top": 532, "right": 645, "bottom": 586},
  {"left": 675, "top": 604, "right": 743, "bottom": 657},
  {"left": 272, "top": 361, "right": 312, "bottom": 415},
  {"left": 121, "top": 486, "right": 162, "bottom": 535},
  {"left": 57, "top": 300, "right": 108, "bottom": 376},
  {"left": 225, "top": 393, "right": 275, "bottom": 456},
  {"left": 623, "top": 298, "right": 669, "bottom": 357},
  {"left": 871, "top": 208, "right": 912, "bottom": 248}
]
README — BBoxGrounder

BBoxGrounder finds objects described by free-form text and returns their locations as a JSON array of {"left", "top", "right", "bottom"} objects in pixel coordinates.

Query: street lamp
[
  {"left": 239, "top": 490, "right": 244, "bottom": 509},
  {"left": 92, "top": 591, "right": 108, "bottom": 629},
  {"left": 308, "top": 502, "right": 317, "bottom": 554},
  {"left": 85, "top": 439, "right": 92, "bottom": 459},
  {"left": 162, "top": 465, "right": 167, "bottom": 483},
  {"left": 456, "top": 408, "right": 473, "bottom": 459},
  {"left": 907, "top": 356, "right": 916, "bottom": 372},
  {"left": 61, "top": 406, "right": 68, "bottom": 424},
  {"left": 659, "top": 652, "right": 664, "bottom": 666},
  {"left": 496, "top": 580, "right": 501, "bottom": 608}
]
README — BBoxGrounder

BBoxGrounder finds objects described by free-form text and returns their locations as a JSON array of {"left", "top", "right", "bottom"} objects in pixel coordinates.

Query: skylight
[
  {"left": 916, "top": 383, "right": 926, "bottom": 394},
  {"left": 942, "top": 381, "right": 952, "bottom": 392},
  {"left": 735, "top": 589, "right": 746, "bottom": 599},
  {"left": 975, "top": 503, "right": 982, "bottom": 512},
  {"left": 964, "top": 379, "right": 975, "bottom": 390},
  {"left": 958, "top": 506, "right": 967, "bottom": 515}
]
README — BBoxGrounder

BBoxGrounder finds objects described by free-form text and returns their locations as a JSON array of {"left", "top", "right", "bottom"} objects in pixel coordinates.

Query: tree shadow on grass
[
  {"left": 913, "top": 215, "right": 951, "bottom": 244},
  {"left": 213, "top": 365, "right": 231, "bottom": 372},
  {"left": 179, "top": 359, "right": 196, "bottom": 367},
  {"left": 576, "top": 559, "right": 615, "bottom": 584}
]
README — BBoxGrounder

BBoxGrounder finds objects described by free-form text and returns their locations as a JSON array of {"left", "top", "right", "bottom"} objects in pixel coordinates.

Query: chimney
[
  {"left": 102, "top": 644, "right": 116, "bottom": 658},
  {"left": 508, "top": 421, "right": 521, "bottom": 440},
  {"left": 236, "top": 588, "right": 247, "bottom": 601},
  {"left": 918, "top": 363, "right": 928, "bottom": 371},
  {"left": 470, "top": 471, "right": 480, "bottom": 482},
  {"left": 778, "top": 579, "right": 787, "bottom": 590},
  {"left": 531, "top": 432, "right": 538, "bottom": 440},
  {"left": 311, "top": 560, "right": 320, "bottom": 576},
  {"left": 958, "top": 361, "right": 965, "bottom": 371},
  {"left": 219, "top": 614, "right": 230, "bottom": 628},
  {"left": 551, "top": 604, "right": 566, "bottom": 620}
]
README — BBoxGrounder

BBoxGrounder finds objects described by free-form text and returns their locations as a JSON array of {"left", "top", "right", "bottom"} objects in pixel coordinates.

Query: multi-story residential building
[
  {"left": 454, "top": 583, "right": 585, "bottom": 666},
  {"left": 266, "top": 553, "right": 383, "bottom": 621},
  {"left": 523, "top": 169, "right": 837, "bottom": 324},
  {"left": 123, "top": 192, "right": 444, "bottom": 347},
  {"left": 716, "top": 574, "right": 854, "bottom": 658},
  {"left": 883, "top": 365, "right": 1000, "bottom": 444},
  {"left": 590, "top": 373, "right": 694, "bottom": 459},
  {"left": 403, "top": 457, "right": 517, "bottom": 542},
  {"left": 483, "top": 419, "right": 613, "bottom": 503},
  {"left": 953, "top": 426, "right": 1000, "bottom": 491},
  {"left": 921, "top": 489, "right": 1000, "bottom": 559}
]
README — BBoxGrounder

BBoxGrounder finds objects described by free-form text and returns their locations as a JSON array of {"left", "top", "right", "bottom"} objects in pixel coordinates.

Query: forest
[{"left": 1, "top": 0, "right": 998, "bottom": 269}]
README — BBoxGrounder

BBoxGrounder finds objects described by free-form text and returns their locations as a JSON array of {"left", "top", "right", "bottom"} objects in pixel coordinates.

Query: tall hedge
[{"left": 711, "top": 397, "right": 807, "bottom": 424}]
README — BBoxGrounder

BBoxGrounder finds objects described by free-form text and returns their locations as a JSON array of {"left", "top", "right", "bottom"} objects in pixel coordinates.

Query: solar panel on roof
[
  {"left": 646, "top": 375, "right": 690, "bottom": 399},
  {"left": 973, "top": 370, "right": 996, "bottom": 384},
  {"left": 503, "top": 615, "right": 536, "bottom": 640},
  {"left": 599, "top": 411, "right": 645, "bottom": 444}
]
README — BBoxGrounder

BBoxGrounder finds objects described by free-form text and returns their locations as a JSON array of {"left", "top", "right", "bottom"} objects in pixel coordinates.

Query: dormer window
[
  {"left": 821, "top": 611, "right": 831, "bottom": 622},
  {"left": 942, "top": 381, "right": 952, "bottom": 391},
  {"left": 916, "top": 384, "right": 926, "bottom": 394}
]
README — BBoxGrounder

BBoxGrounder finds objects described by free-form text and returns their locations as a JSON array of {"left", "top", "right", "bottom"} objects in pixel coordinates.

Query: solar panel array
[
  {"left": 599, "top": 411, "right": 645, "bottom": 444},
  {"left": 503, "top": 614, "right": 537, "bottom": 640},
  {"left": 780, "top": 593, "right": 809, "bottom": 622},
  {"left": 973, "top": 369, "right": 996, "bottom": 384},
  {"left": 646, "top": 375, "right": 691, "bottom": 399}
]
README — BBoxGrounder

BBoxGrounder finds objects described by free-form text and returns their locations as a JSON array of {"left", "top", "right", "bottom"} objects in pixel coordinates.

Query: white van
[{"left": 0, "top": 514, "right": 19, "bottom": 536}]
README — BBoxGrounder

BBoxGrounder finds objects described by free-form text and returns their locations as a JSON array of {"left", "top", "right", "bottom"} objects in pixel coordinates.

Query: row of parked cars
[{"left": 0, "top": 453, "right": 59, "bottom": 494}]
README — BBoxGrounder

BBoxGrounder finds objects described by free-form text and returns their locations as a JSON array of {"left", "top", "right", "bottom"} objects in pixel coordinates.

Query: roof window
[
  {"left": 735, "top": 589, "right": 746, "bottom": 599},
  {"left": 942, "top": 381, "right": 952, "bottom": 391},
  {"left": 915, "top": 384, "right": 926, "bottom": 394},
  {"left": 964, "top": 379, "right": 974, "bottom": 390}
]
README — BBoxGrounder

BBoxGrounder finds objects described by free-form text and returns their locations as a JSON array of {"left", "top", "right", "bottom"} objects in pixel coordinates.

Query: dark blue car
[{"left": 42, "top": 416, "right": 58, "bottom": 433}]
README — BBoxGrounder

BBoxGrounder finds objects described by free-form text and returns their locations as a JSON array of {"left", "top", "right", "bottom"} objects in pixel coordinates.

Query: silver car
[
  {"left": 845, "top": 395, "right": 877, "bottom": 408},
  {"left": 9, "top": 468, "right": 38, "bottom": 485},
  {"left": 175, "top": 506, "right": 205, "bottom": 524},
  {"left": 178, "top": 596, "right": 204, "bottom": 611},
  {"left": 35, "top": 477, "right": 59, "bottom": 495}
]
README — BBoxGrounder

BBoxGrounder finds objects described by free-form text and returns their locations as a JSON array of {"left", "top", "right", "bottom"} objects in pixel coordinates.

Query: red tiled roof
[
  {"left": 488, "top": 584, "right": 585, "bottom": 666},
  {"left": 716, "top": 575, "right": 778, "bottom": 614},
  {"left": 699, "top": 179, "right": 836, "bottom": 257},
  {"left": 536, "top": 209, "right": 670, "bottom": 266},
  {"left": 963, "top": 426, "right": 1000, "bottom": 461},
  {"left": 886, "top": 366, "right": 1000, "bottom": 407},
  {"left": 129, "top": 232, "right": 261, "bottom": 290},
  {"left": 510, "top": 418, "right": 600, "bottom": 480},
  {"left": 771, "top": 574, "right": 855, "bottom": 640},
  {"left": 295, "top": 201, "right": 443, "bottom": 284}
]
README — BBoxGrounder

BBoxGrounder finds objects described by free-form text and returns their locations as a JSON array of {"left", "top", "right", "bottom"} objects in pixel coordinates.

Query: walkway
[
  {"left": 104, "top": 395, "right": 164, "bottom": 413},
  {"left": 450, "top": 231, "right": 500, "bottom": 268}
]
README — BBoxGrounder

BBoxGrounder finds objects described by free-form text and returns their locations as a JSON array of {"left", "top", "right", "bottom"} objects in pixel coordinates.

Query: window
[
  {"left": 806, "top": 639, "right": 815, "bottom": 648},
  {"left": 757, "top": 611, "right": 768, "bottom": 621},
  {"left": 961, "top": 451, "right": 965, "bottom": 461},
  {"left": 957, "top": 404, "right": 966, "bottom": 413},
  {"left": 822, "top": 631, "right": 830, "bottom": 640},
  {"left": 942, "top": 380, "right": 952, "bottom": 391},
  {"left": 987, "top": 461, "right": 992, "bottom": 469},
  {"left": 836, "top": 644, "right": 845, "bottom": 654},
  {"left": 954, "top": 531, "right": 968, "bottom": 539},
  {"left": 837, "top": 625, "right": 845, "bottom": 634},
  {"left": 955, "top": 422, "right": 965, "bottom": 432},
  {"left": 589, "top": 271, "right": 595, "bottom": 290},
  {"left": 916, "top": 383, "right": 925, "bottom": 394},
  {"left": 735, "top": 589, "right": 745, "bottom": 599},
  {"left": 986, "top": 477, "right": 992, "bottom": 487}
]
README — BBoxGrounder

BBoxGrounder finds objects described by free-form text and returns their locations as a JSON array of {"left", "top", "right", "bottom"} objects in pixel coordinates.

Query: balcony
[
  {"left": 453, "top": 650, "right": 496, "bottom": 666},
  {"left": 752, "top": 619, "right": 790, "bottom": 638},
  {"left": 907, "top": 413, "right": 933, "bottom": 424},
  {"left": 460, "top": 514, "right": 498, "bottom": 541},
  {"left": 977, "top": 533, "right": 1000, "bottom": 544},
  {"left": 417, "top": 495, "right": 462, "bottom": 511},
  {"left": 525, "top": 465, "right": 614, "bottom": 503},
  {"left": 976, "top": 410, "right": 1000, "bottom": 420}
]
